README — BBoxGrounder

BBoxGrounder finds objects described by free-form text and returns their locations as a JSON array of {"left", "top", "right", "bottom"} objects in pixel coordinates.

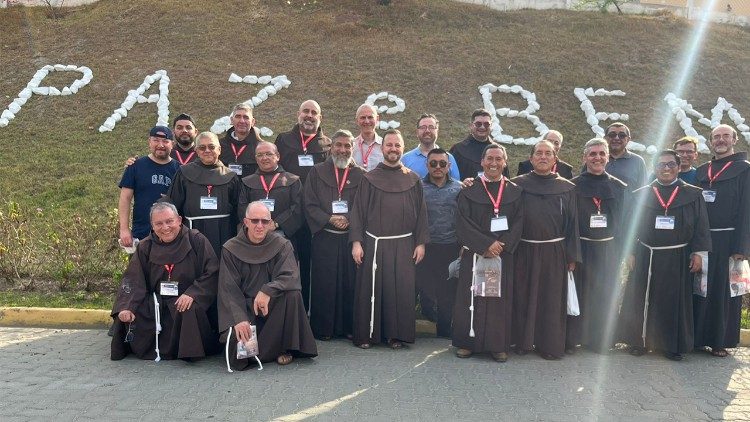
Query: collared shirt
[
  {"left": 353, "top": 133, "right": 383, "bottom": 171},
  {"left": 402, "top": 146, "right": 461, "bottom": 180},
  {"left": 422, "top": 176, "right": 462, "bottom": 244},
  {"left": 606, "top": 150, "right": 646, "bottom": 189}
]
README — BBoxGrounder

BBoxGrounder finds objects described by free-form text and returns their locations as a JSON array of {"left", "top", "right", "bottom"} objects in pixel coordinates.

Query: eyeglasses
[
  {"left": 196, "top": 144, "right": 217, "bottom": 151},
  {"left": 655, "top": 161, "right": 678, "bottom": 170},
  {"left": 606, "top": 131, "right": 628, "bottom": 140},
  {"left": 473, "top": 122, "right": 491, "bottom": 128},
  {"left": 675, "top": 149, "right": 696, "bottom": 155},
  {"left": 124, "top": 322, "right": 135, "bottom": 343},
  {"left": 712, "top": 133, "right": 735, "bottom": 141},
  {"left": 418, "top": 125, "right": 437, "bottom": 131},
  {"left": 429, "top": 160, "right": 448, "bottom": 168},
  {"left": 255, "top": 152, "right": 276, "bottom": 158},
  {"left": 247, "top": 218, "right": 272, "bottom": 226}
]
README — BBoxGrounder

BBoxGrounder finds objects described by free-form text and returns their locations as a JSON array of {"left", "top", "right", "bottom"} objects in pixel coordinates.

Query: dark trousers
[{"left": 416, "top": 242, "right": 460, "bottom": 337}]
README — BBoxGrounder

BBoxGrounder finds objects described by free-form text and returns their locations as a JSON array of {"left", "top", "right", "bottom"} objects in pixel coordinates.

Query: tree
[{"left": 575, "top": 0, "right": 634, "bottom": 14}]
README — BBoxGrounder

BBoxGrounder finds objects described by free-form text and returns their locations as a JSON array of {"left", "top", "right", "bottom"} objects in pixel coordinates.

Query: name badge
[
  {"left": 702, "top": 190, "right": 716, "bottom": 203},
  {"left": 260, "top": 198, "right": 275, "bottom": 212},
  {"left": 655, "top": 215, "right": 675, "bottom": 230},
  {"left": 228, "top": 164, "right": 243, "bottom": 176},
  {"left": 160, "top": 282, "right": 179, "bottom": 297},
  {"left": 590, "top": 214, "right": 608, "bottom": 228},
  {"left": 490, "top": 215, "right": 509, "bottom": 232},
  {"left": 332, "top": 200, "right": 349, "bottom": 214},
  {"left": 298, "top": 154, "right": 315, "bottom": 167},
  {"left": 200, "top": 196, "right": 218, "bottom": 210}
]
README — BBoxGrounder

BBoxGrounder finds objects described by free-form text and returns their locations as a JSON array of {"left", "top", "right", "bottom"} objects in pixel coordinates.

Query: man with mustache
[
  {"left": 449, "top": 109, "right": 507, "bottom": 180},
  {"left": 349, "top": 129, "right": 430, "bottom": 350},
  {"left": 693, "top": 124, "right": 750, "bottom": 358},
  {"left": 170, "top": 113, "right": 200, "bottom": 166},
  {"left": 511, "top": 140, "right": 581, "bottom": 360},
  {"left": 304, "top": 130, "right": 365, "bottom": 340},
  {"left": 602, "top": 122, "right": 646, "bottom": 189},
  {"left": 352, "top": 104, "right": 383, "bottom": 171},
  {"left": 516, "top": 130, "right": 574, "bottom": 179},
  {"left": 219, "top": 103, "right": 265, "bottom": 177}
]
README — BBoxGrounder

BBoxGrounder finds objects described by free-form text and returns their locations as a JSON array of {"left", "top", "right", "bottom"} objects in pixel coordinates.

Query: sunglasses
[
  {"left": 247, "top": 218, "right": 272, "bottom": 226},
  {"left": 655, "top": 161, "right": 678, "bottom": 170},
  {"left": 124, "top": 322, "right": 135, "bottom": 343},
  {"left": 473, "top": 122, "right": 491, "bottom": 128},
  {"left": 197, "top": 144, "right": 217, "bottom": 151},
  {"left": 429, "top": 160, "right": 448, "bottom": 168},
  {"left": 606, "top": 132, "right": 628, "bottom": 140}
]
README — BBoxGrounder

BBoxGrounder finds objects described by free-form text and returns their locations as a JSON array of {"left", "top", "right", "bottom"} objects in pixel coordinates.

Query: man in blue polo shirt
[
  {"left": 118, "top": 126, "right": 181, "bottom": 249},
  {"left": 402, "top": 113, "right": 460, "bottom": 180}
]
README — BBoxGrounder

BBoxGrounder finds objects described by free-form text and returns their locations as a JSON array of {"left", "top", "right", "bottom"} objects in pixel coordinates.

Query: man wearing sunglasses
[
  {"left": 402, "top": 113, "right": 460, "bottom": 180},
  {"left": 350, "top": 129, "right": 430, "bottom": 350},
  {"left": 620, "top": 150, "right": 710, "bottom": 361},
  {"left": 219, "top": 103, "right": 265, "bottom": 177},
  {"left": 163, "top": 132, "right": 242, "bottom": 258},
  {"left": 414, "top": 148, "right": 462, "bottom": 336},
  {"left": 516, "top": 130, "right": 574, "bottom": 179},
  {"left": 449, "top": 109, "right": 508, "bottom": 180},
  {"left": 602, "top": 122, "right": 646, "bottom": 189},
  {"left": 218, "top": 201, "right": 318, "bottom": 369},
  {"left": 693, "top": 124, "right": 750, "bottom": 358}
]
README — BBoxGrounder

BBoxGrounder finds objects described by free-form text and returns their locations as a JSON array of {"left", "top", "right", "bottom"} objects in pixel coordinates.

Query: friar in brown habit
[
  {"left": 349, "top": 129, "right": 430, "bottom": 350},
  {"left": 111, "top": 202, "right": 219, "bottom": 361},
  {"left": 511, "top": 140, "right": 581, "bottom": 360},
  {"left": 218, "top": 201, "right": 317, "bottom": 369}
]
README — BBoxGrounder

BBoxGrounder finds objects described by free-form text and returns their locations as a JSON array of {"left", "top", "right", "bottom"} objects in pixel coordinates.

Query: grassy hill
[{"left": 0, "top": 0, "right": 749, "bottom": 289}]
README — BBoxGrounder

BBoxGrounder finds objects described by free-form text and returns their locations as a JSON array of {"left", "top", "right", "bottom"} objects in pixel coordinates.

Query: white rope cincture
[
  {"left": 365, "top": 231, "right": 413, "bottom": 338},
  {"left": 638, "top": 241, "right": 689, "bottom": 347},
  {"left": 709, "top": 227, "right": 735, "bottom": 231},
  {"left": 520, "top": 237, "right": 565, "bottom": 244},
  {"left": 469, "top": 253, "right": 478, "bottom": 338},
  {"left": 580, "top": 236, "right": 614, "bottom": 242},
  {"left": 185, "top": 214, "right": 231, "bottom": 228},
  {"left": 153, "top": 292, "right": 161, "bottom": 362},
  {"left": 225, "top": 326, "right": 234, "bottom": 373},
  {"left": 323, "top": 228, "right": 349, "bottom": 234}
]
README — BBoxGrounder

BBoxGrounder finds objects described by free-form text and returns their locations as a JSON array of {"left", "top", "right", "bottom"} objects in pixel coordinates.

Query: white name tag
[
  {"left": 160, "top": 282, "right": 179, "bottom": 296},
  {"left": 260, "top": 198, "right": 275, "bottom": 212},
  {"left": 491, "top": 215, "right": 508, "bottom": 232},
  {"left": 702, "top": 190, "right": 716, "bottom": 203},
  {"left": 298, "top": 154, "right": 315, "bottom": 167},
  {"left": 332, "top": 200, "right": 349, "bottom": 214},
  {"left": 200, "top": 196, "right": 218, "bottom": 210},
  {"left": 590, "top": 214, "right": 608, "bottom": 228},
  {"left": 228, "top": 164, "right": 243, "bottom": 176},
  {"left": 655, "top": 215, "right": 675, "bottom": 230}
]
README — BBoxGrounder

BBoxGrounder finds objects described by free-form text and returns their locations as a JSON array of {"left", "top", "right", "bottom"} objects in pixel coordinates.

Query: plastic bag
[
  {"left": 729, "top": 258, "right": 750, "bottom": 297},
  {"left": 236, "top": 325, "right": 259, "bottom": 359},
  {"left": 472, "top": 256, "right": 502, "bottom": 297},
  {"left": 567, "top": 271, "right": 580, "bottom": 316},
  {"left": 693, "top": 252, "right": 708, "bottom": 297}
]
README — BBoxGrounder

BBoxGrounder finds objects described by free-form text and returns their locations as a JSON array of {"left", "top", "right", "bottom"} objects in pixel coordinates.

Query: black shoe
[
  {"left": 629, "top": 346, "right": 645, "bottom": 356},
  {"left": 664, "top": 352, "right": 683, "bottom": 361}
]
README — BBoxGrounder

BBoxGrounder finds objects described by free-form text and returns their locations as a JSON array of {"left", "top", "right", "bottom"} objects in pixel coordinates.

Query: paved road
[{"left": 0, "top": 327, "right": 749, "bottom": 421}]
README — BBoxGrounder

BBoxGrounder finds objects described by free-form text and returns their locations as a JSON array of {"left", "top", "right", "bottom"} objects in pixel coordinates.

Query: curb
[
  {"left": 741, "top": 329, "right": 750, "bottom": 347},
  {"left": 0, "top": 307, "right": 111, "bottom": 329}
]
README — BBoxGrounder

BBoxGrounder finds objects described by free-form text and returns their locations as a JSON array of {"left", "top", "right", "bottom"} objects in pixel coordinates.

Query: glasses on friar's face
[
  {"left": 248, "top": 218, "right": 272, "bottom": 226},
  {"left": 429, "top": 160, "right": 448, "bottom": 168},
  {"left": 655, "top": 161, "right": 678, "bottom": 170},
  {"left": 606, "top": 131, "right": 628, "bottom": 140},
  {"left": 124, "top": 322, "right": 135, "bottom": 343},
  {"left": 473, "top": 121, "right": 491, "bottom": 128},
  {"left": 417, "top": 125, "right": 437, "bottom": 131},
  {"left": 197, "top": 144, "right": 217, "bottom": 151}
]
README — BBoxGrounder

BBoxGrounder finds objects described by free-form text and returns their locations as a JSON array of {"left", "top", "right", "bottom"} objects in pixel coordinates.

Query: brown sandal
[
  {"left": 711, "top": 348, "right": 729, "bottom": 357},
  {"left": 388, "top": 339, "right": 403, "bottom": 349},
  {"left": 276, "top": 353, "right": 293, "bottom": 365}
]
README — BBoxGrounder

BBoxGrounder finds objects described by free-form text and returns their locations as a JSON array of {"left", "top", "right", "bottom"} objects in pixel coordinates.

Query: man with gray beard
[{"left": 303, "top": 130, "right": 365, "bottom": 340}]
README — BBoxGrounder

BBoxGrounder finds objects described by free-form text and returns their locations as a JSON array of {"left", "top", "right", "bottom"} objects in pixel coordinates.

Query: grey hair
[
  {"left": 542, "top": 130, "right": 564, "bottom": 143},
  {"left": 356, "top": 103, "right": 378, "bottom": 117},
  {"left": 231, "top": 103, "right": 254, "bottom": 116},
  {"left": 150, "top": 202, "right": 179, "bottom": 220},
  {"left": 583, "top": 138, "right": 609, "bottom": 155},
  {"left": 196, "top": 131, "right": 219, "bottom": 145},
  {"left": 245, "top": 201, "right": 272, "bottom": 218},
  {"left": 331, "top": 129, "right": 355, "bottom": 142}
]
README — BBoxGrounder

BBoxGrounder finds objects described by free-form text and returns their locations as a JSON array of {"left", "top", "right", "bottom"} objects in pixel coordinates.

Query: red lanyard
[
  {"left": 708, "top": 161, "right": 732, "bottom": 187},
  {"left": 652, "top": 185, "right": 679, "bottom": 215},
  {"left": 260, "top": 173, "right": 281, "bottom": 198},
  {"left": 206, "top": 185, "right": 213, "bottom": 196},
  {"left": 231, "top": 143, "right": 246, "bottom": 161},
  {"left": 164, "top": 264, "right": 174, "bottom": 281},
  {"left": 552, "top": 162, "right": 558, "bottom": 174},
  {"left": 175, "top": 150, "right": 194, "bottom": 165},
  {"left": 334, "top": 166, "right": 350, "bottom": 201},
  {"left": 300, "top": 131, "right": 316, "bottom": 154},
  {"left": 481, "top": 177, "right": 506, "bottom": 216},
  {"left": 592, "top": 197, "right": 602, "bottom": 214},
  {"left": 359, "top": 140, "right": 377, "bottom": 168}
]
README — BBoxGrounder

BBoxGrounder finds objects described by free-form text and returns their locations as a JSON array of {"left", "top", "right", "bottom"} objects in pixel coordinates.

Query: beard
[
  {"left": 333, "top": 155, "right": 352, "bottom": 169},
  {"left": 177, "top": 136, "right": 194, "bottom": 147}
]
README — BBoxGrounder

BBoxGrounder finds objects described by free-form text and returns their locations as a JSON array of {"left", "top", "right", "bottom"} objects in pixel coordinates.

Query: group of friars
[{"left": 111, "top": 101, "right": 749, "bottom": 369}]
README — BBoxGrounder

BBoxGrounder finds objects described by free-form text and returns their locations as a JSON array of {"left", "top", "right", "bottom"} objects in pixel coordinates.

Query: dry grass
[{"left": 0, "top": 0, "right": 748, "bottom": 216}]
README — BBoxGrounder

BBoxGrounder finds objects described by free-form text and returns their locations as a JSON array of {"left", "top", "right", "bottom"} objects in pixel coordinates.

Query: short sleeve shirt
[{"left": 119, "top": 156, "right": 180, "bottom": 239}]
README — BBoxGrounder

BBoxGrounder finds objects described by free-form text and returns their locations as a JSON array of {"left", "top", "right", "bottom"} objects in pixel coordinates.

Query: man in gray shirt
[
  {"left": 603, "top": 122, "right": 647, "bottom": 189},
  {"left": 416, "top": 148, "right": 462, "bottom": 337}
]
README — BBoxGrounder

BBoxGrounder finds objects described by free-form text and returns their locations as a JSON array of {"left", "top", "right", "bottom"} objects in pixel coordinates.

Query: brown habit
[
  {"left": 348, "top": 162, "right": 430, "bottom": 345},
  {"left": 237, "top": 166, "right": 303, "bottom": 238},
  {"left": 511, "top": 172, "right": 581, "bottom": 358},
  {"left": 452, "top": 177, "right": 524, "bottom": 354},
  {"left": 217, "top": 230, "right": 317, "bottom": 368},
  {"left": 111, "top": 227, "right": 219, "bottom": 360}
]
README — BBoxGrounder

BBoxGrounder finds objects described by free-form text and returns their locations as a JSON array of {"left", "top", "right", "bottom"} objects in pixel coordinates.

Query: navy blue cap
[{"left": 149, "top": 126, "right": 174, "bottom": 140}]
